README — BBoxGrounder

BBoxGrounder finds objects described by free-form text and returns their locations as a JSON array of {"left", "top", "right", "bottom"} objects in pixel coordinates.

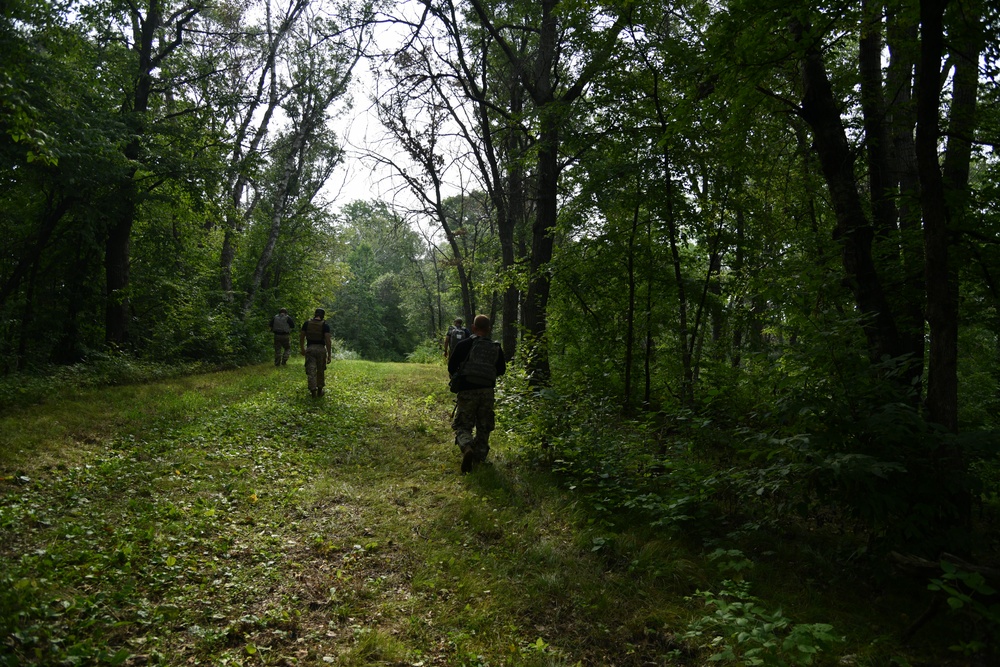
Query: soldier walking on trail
[
  {"left": 448, "top": 314, "right": 506, "bottom": 473},
  {"left": 443, "top": 317, "right": 470, "bottom": 359},
  {"left": 299, "top": 308, "right": 332, "bottom": 397},
  {"left": 270, "top": 308, "right": 295, "bottom": 366}
]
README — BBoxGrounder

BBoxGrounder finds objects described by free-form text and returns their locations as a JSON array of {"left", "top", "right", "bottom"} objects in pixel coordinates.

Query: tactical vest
[
  {"left": 456, "top": 337, "right": 500, "bottom": 386},
  {"left": 272, "top": 314, "right": 292, "bottom": 334},
  {"left": 304, "top": 319, "right": 325, "bottom": 343}
]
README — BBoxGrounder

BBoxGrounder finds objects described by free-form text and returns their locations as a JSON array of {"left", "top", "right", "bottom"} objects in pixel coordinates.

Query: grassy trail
[{"left": 1, "top": 361, "right": 661, "bottom": 666}]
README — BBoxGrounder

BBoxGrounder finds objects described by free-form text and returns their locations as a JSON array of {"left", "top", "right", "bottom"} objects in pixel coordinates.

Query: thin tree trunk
[
  {"left": 887, "top": 8, "right": 926, "bottom": 396},
  {"left": 241, "top": 131, "right": 306, "bottom": 317},
  {"left": 624, "top": 198, "right": 640, "bottom": 412},
  {"left": 916, "top": 0, "right": 953, "bottom": 430}
]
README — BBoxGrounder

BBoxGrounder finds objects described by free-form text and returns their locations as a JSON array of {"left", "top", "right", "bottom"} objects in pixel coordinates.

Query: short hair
[
  {"left": 314, "top": 308, "right": 325, "bottom": 318},
  {"left": 472, "top": 314, "right": 491, "bottom": 332},
  {"left": 279, "top": 308, "right": 288, "bottom": 314},
  {"left": 454, "top": 318, "right": 463, "bottom": 325}
]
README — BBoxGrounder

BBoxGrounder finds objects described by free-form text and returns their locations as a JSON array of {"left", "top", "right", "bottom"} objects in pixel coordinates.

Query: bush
[
  {"left": 683, "top": 579, "right": 842, "bottom": 666},
  {"left": 332, "top": 338, "right": 362, "bottom": 361},
  {"left": 730, "top": 400, "right": 999, "bottom": 556},
  {"left": 0, "top": 350, "right": 206, "bottom": 412},
  {"left": 406, "top": 338, "right": 445, "bottom": 364},
  {"left": 500, "top": 374, "right": 719, "bottom": 533}
]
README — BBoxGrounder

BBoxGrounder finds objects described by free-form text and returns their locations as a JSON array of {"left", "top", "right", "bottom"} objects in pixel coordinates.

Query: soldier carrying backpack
[
  {"left": 447, "top": 314, "right": 506, "bottom": 473},
  {"left": 270, "top": 308, "right": 295, "bottom": 366},
  {"left": 444, "top": 317, "right": 470, "bottom": 359}
]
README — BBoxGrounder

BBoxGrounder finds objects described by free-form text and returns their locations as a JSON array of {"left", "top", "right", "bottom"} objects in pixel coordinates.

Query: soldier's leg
[
  {"left": 472, "top": 389, "right": 495, "bottom": 462},
  {"left": 452, "top": 393, "right": 476, "bottom": 452},
  {"left": 281, "top": 335, "right": 291, "bottom": 364},
  {"left": 304, "top": 348, "right": 319, "bottom": 394},
  {"left": 316, "top": 356, "right": 326, "bottom": 395},
  {"left": 274, "top": 336, "right": 282, "bottom": 365}
]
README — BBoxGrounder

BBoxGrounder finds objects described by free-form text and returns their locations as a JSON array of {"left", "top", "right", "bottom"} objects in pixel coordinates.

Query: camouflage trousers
[
  {"left": 452, "top": 387, "right": 495, "bottom": 462},
  {"left": 304, "top": 344, "right": 327, "bottom": 392},
  {"left": 273, "top": 334, "right": 291, "bottom": 365}
]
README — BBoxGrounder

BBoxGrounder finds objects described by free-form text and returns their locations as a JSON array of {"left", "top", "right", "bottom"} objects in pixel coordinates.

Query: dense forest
[{"left": 3, "top": 0, "right": 1000, "bottom": 660}]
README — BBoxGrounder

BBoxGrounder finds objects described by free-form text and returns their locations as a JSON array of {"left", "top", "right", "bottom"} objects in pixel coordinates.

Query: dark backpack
[
  {"left": 451, "top": 337, "right": 500, "bottom": 391},
  {"left": 448, "top": 326, "right": 468, "bottom": 352}
]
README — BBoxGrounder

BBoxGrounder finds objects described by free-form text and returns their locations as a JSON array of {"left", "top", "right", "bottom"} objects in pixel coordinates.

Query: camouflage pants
[
  {"left": 304, "top": 344, "right": 327, "bottom": 391},
  {"left": 452, "top": 387, "right": 495, "bottom": 462},
  {"left": 273, "top": 334, "right": 291, "bottom": 365}
]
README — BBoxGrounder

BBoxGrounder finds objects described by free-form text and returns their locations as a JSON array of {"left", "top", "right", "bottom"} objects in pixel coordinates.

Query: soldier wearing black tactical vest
[
  {"left": 447, "top": 314, "right": 506, "bottom": 473},
  {"left": 270, "top": 308, "right": 295, "bottom": 366},
  {"left": 299, "top": 308, "right": 332, "bottom": 397}
]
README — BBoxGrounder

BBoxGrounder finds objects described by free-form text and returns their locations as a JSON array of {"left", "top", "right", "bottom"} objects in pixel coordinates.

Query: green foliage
[
  {"left": 332, "top": 337, "right": 362, "bottom": 361},
  {"left": 0, "top": 350, "right": 204, "bottom": 412},
  {"left": 731, "top": 392, "right": 998, "bottom": 555},
  {"left": 683, "top": 580, "right": 843, "bottom": 666},
  {"left": 501, "top": 373, "right": 719, "bottom": 533},
  {"left": 928, "top": 561, "right": 1000, "bottom": 657},
  {"left": 327, "top": 203, "right": 428, "bottom": 361},
  {"left": 406, "top": 338, "right": 446, "bottom": 364}
]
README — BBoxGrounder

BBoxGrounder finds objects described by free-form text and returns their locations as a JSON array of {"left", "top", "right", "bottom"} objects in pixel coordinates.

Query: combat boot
[{"left": 460, "top": 445, "right": 475, "bottom": 474}]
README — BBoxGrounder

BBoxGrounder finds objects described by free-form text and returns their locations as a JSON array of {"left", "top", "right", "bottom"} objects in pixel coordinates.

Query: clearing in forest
[
  {"left": 0, "top": 361, "right": 690, "bottom": 666},
  {"left": 0, "top": 361, "right": 971, "bottom": 666}
]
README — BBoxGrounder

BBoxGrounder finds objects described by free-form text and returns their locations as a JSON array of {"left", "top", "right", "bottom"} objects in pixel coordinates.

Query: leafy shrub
[
  {"left": 683, "top": 580, "right": 842, "bottom": 666},
  {"left": 0, "top": 350, "right": 205, "bottom": 412},
  {"left": 406, "top": 338, "right": 445, "bottom": 364},
  {"left": 733, "top": 401, "right": 997, "bottom": 555},
  {"left": 332, "top": 338, "right": 362, "bottom": 361},
  {"left": 500, "top": 374, "right": 719, "bottom": 532},
  {"left": 928, "top": 561, "right": 1000, "bottom": 658}
]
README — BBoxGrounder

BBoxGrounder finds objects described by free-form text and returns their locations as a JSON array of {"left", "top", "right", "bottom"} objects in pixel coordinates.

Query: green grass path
[{"left": 1, "top": 361, "right": 669, "bottom": 666}]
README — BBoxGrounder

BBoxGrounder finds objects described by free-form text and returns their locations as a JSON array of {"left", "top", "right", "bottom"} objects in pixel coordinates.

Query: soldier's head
[
  {"left": 454, "top": 318, "right": 463, "bottom": 326},
  {"left": 471, "top": 315, "right": 491, "bottom": 336},
  {"left": 279, "top": 308, "right": 288, "bottom": 314},
  {"left": 314, "top": 308, "right": 325, "bottom": 319}
]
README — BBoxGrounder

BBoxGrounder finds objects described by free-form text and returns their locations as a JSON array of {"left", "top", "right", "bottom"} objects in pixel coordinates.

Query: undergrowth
[
  {"left": 496, "top": 367, "right": 999, "bottom": 666},
  {"left": 0, "top": 350, "right": 221, "bottom": 413}
]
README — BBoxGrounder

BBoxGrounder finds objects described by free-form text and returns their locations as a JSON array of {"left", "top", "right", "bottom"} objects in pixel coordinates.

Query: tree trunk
[
  {"left": 917, "top": 0, "right": 982, "bottom": 431},
  {"left": 793, "top": 18, "right": 903, "bottom": 367},
  {"left": 623, "top": 198, "right": 640, "bottom": 412},
  {"left": 241, "top": 131, "right": 306, "bottom": 318},
  {"left": 887, "top": 8, "right": 927, "bottom": 396},
  {"left": 521, "top": 0, "right": 559, "bottom": 386},
  {"left": 105, "top": 0, "right": 159, "bottom": 347},
  {"left": 105, "top": 0, "right": 200, "bottom": 345}
]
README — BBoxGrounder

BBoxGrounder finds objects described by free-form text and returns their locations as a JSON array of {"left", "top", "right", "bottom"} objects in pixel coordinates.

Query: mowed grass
[
  {"left": 0, "top": 360, "right": 699, "bottom": 666},
  {"left": 1, "top": 360, "right": 969, "bottom": 667}
]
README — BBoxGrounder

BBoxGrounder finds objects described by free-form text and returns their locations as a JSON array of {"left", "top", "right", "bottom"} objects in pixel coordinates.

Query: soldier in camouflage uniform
[
  {"left": 299, "top": 308, "right": 332, "bottom": 397},
  {"left": 448, "top": 314, "right": 506, "bottom": 473},
  {"left": 270, "top": 308, "right": 295, "bottom": 366}
]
